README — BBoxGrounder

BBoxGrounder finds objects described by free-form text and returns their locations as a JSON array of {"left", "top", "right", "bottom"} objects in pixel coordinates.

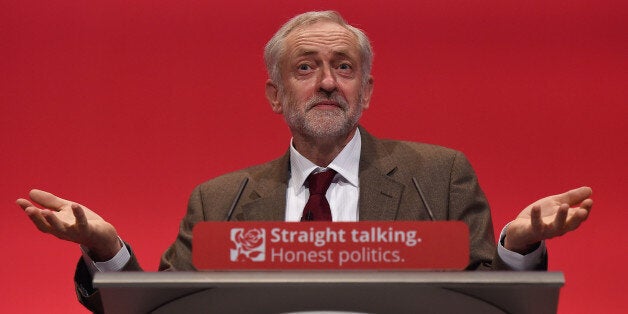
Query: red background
[{"left": 2, "top": 1, "right": 626, "bottom": 313}]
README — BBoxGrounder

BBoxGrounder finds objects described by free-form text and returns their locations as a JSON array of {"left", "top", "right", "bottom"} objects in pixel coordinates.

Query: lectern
[{"left": 94, "top": 271, "right": 564, "bottom": 313}]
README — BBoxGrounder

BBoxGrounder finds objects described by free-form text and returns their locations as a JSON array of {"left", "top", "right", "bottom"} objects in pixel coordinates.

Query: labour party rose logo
[{"left": 230, "top": 228, "right": 266, "bottom": 262}]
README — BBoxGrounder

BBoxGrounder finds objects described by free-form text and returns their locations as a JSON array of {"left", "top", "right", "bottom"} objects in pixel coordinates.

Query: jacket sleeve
[
  {"left": 158, "top": 185, "right": 206, "bottom": 271},
  {"left": 448, "top": 152, "right": 547, "bottom": 271},
  {"left": 74, "top": 243, "right": 142, "bottom": 313}
]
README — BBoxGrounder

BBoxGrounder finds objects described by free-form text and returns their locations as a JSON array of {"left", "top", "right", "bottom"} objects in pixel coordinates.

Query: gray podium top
[{"left": 95, "top": 271, "right": 564, "bottom": 314}]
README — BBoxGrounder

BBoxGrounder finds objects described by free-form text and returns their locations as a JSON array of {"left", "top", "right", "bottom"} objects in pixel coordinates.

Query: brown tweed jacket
[{"left": 75, "top": 126, "right": 542, "bottom": 312}]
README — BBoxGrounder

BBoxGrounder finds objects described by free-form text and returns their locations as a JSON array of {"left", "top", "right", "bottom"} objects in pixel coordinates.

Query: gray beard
[{"left": 282, "top": 92, "right": 362, "bottom": 139}]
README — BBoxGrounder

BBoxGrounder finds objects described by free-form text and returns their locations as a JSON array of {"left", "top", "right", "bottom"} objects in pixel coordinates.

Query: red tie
[{"left": 301, "top": 170, "right": 337, "bottom": 221}]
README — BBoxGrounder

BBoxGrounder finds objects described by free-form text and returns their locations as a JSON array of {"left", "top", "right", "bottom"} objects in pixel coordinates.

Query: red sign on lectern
[{"left": 193, "top": 221, "right": 469, "bottom": 270}]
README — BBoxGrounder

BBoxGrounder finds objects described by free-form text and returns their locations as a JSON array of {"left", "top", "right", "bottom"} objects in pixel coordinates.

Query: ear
[
  {"left": 360, "top": 75, "right": 374, "bottom": 110},
  {"left": 265, "top": 80, "right": 283, "bottom": 114}
]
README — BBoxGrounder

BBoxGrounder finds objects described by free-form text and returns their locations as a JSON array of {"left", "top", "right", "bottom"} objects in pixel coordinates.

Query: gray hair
[{"left": 264, "top": 11, "right": 373, "bottom": 87}]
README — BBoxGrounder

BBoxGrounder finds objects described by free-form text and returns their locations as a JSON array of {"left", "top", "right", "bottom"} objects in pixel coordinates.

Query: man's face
[{"left": 266, "top": 21, "right": 373, "bottom": 141}]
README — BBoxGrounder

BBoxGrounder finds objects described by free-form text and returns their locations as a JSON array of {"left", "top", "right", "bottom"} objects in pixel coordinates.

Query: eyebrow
[{"left": 294, "top": 49, "right": 356, "bottom": 60}]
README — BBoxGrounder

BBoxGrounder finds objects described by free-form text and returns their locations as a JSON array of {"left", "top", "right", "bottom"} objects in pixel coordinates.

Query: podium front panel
[{"left": 94, "top": 271, "right": 564, "bottom": 314}]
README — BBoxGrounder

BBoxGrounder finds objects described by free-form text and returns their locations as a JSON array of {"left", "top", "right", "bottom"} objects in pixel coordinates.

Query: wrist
[
  {"left": 86, "top": 234, "right": 123, "bottom": 262},
  {"left": 503, "top": 236, "right": 541, "bottom": 255}
]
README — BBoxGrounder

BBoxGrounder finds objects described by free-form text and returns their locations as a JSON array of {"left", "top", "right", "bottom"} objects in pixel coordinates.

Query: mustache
[{"left": 305, "top": 93, "right": 349, "bottom": 111}]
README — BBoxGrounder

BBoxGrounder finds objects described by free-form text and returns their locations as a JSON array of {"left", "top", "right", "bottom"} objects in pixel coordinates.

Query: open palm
[
  {"left": 505, "top": 187, "right": 593, "bottom": 254},
  {"left": 17, "top": 189, "right": 121, "bottom": 261}
]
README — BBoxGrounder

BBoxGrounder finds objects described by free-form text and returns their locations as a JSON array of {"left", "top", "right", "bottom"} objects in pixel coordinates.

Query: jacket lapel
[
  {"left": 237, "top": 127, "right": 405, "bottom": 221},
  {"left": 358, "top": 128, "right": 405, "bottom": 221},
  {"left": 238, "top": 153, "right": 290, "bottom": 221}
]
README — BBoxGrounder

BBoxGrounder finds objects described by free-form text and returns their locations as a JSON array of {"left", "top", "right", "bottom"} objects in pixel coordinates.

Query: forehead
[{"left": 284, "top": 21, "right": 360, "bottom": 60}]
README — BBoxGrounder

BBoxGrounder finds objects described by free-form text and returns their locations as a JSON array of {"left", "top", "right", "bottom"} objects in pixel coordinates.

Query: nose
[{"left": 318, "top": 65, "right": 337, "bottom": 96}]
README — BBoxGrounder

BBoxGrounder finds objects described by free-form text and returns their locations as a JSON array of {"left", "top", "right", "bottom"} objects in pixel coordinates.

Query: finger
[
  {"left": 564, "top": 199, "right": 592, "bottom": 229},
  {"left": 580, "top": 198, "right": 594, "bottom": 211},
  {"left": 565, "top": 207, "right": 590, "bottom": 230},
  {"left": 531, "top": 205, "right": 542, "bottom": 231},
  {"left": 16, "top": 198, "right": 35, "bottom": 211},
  {"left": 573, "top": 199, "right": 593, "bottom": 221},
  {"left": 29, "top": 189, "right": 71, "bottom": 211},
  {"left": 556, "top": 187, "right": 593, "bottom": 206},
  {"left": 553, "top": 204, "right": 569, "bottom": 231},
  {"left": 24, "top": 207, "right": 52, "bottom": 233},
  {"left": 42, "top": 211, "right": 68, "bottom": 236},
  {"left": 72, "top": 204, "right": 88, "bottom": 231}
]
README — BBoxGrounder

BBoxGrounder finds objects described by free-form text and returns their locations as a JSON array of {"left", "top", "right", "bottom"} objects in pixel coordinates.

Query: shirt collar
[{"left": 289, "top": 128, "right": 362, "bottom": 188}]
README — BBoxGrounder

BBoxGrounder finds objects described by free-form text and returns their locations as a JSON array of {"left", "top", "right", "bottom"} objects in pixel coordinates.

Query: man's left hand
[{"left": 505, "top": 187, "right": 593, "bottom": 254}]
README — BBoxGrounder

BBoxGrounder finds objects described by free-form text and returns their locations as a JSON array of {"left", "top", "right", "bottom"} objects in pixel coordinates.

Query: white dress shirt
[{"left": 285, "top": 129, "right": 362, "bottom": 222}]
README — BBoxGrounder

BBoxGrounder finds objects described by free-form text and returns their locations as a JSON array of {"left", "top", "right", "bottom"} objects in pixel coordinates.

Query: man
[{"left": 17, "top": 11, "right": 593, "bottom": 313}]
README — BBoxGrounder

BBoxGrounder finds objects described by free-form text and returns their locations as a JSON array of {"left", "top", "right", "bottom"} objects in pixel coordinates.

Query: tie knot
[{"left": 306, "top": 169, "right": 337, "bottom": 195}]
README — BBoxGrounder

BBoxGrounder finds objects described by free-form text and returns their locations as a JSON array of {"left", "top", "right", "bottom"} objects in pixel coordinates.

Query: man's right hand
[{"left": 16, "top": 189, "right": 122, "bottom": 261}]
